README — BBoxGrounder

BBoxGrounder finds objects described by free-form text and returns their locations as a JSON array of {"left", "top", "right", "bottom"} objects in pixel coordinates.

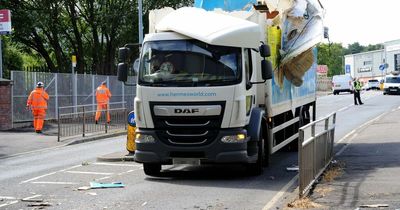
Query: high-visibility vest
[
  {"left": 27, "top": 88, "right": 49, "bottom": 110},
  {"left": 96, "top": 85, "right": 112, "bottom": 104},
  {"left": 354, "top": 81, "right": 362, "bottom": 90}
]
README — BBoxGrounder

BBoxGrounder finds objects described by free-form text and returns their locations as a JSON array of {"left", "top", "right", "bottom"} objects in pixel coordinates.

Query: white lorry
[{"left": 118, "top": 0, "right": 324, "bottom": 175}]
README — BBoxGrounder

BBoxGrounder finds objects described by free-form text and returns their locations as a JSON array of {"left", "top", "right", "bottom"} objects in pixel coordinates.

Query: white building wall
[{"left": 384, "top": 39, "right": 400, "bottom": 73}]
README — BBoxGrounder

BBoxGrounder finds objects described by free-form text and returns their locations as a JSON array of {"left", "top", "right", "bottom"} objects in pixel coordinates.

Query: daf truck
[{"left": 117, "top": 0, "right": 324, "bottom": 176}]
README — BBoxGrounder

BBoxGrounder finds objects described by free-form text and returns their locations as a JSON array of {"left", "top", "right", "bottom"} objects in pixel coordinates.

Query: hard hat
[
  {"left": 37, "top": 82, "right": 44, "bottom": 87},
  {"left": 102, "top": 81, "right": 107, "bottom": 85}
]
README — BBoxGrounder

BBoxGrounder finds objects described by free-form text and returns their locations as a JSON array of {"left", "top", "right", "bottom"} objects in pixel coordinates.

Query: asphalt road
[{"left": 0, "top": 90, "right": 395, "bottom": 210}]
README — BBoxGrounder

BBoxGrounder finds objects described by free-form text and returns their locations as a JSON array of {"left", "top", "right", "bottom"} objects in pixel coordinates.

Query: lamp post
[{"left": 138, "top": 0, "right": 143, "bottom": 46}]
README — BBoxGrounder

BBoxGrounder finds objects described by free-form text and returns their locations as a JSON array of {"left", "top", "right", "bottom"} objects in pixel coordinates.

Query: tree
[
  {"left": 317, "top": 43, "right": 344, "bottom": 77},
  {"left": 1, "top": 0, "right": 194, "bottom": 75}
]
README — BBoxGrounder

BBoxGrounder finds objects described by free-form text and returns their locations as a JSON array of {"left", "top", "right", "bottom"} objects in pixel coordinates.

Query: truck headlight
[
  {"left": 135, "top": 133, "right": 156, "bottom": 143},
  {"left": 221, "top": 134, "right": 246, "bottom": 143}
]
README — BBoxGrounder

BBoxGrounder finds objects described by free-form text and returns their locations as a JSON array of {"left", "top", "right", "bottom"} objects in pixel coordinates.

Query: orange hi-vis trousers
[
  {"left": 32, "top": 109, "right": 46, "bottom": 131},
  {"left": 95, "top": 104, "right": 110, "bottom": 123}
]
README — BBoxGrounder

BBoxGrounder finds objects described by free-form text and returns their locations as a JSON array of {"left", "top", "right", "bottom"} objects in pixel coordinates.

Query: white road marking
[
  {"left": 0, "top": 200, "right": 18, "bottom": 208},
  {"left": 31, "top": 181, "right": 78, "bottom": 185},
  {"left": 65, "top": 171, "right": 113, "bottom": 175},
  {"left": 262, "top": 175, "right": 298, "bottom": 210},
  {"left": 20, "top": 165, "right": 81, "bottom": 184},
  {"left": 93, "top": 162, "right": 140, "bottom": 167},
  {"left": 118, "top": 169, "right": 135, "bottom": 176},
  {"left": 95, "top": 176, "right": 111, "bottom": 181},
  {"left": 21, "top": 194, "right": 42, "bottom": 200},
  {"left": 0, "top": 196, "right": 16, "bottom": 200}
]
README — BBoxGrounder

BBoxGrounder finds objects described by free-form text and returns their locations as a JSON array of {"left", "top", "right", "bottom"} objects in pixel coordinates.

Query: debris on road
[
  {"left": 82, "top": 161, "right": 90, "bottom": 166},
  {"left": 287, "top": 197, "right": 323, "bottom": 209},
  {"left": 359, "top": 204, "right": 389, "bottom": 208},
  {"left": 77, "top": 186, "right": 91, "bottom": 191},
  {"left": 27, "top": 202, "right": 52, "bottom": 207},
  {"left": 286, "top": 165, "right": 299, "bottom": 171},
  {"left": 86, "top": 192, "right": 97, "bottom": 196},
  {"left": 89, "top": 181, "right": 125, "bottom": 189},
  {"left": 141, "top": 202, "right": 147, "bottom": 207}
]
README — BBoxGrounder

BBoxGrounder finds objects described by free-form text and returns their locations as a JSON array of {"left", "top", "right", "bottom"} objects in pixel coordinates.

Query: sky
[{"left": 320, "top": 0, "right": 400, "bottom": 46}]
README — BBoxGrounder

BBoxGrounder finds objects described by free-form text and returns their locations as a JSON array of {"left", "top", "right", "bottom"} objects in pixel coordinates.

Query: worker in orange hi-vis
[
  {"left": 95, "top": 81, "right": 112, "bottom": 124},
  {"left": 26, "top": 82, "right": 49, "bottom": 133}
]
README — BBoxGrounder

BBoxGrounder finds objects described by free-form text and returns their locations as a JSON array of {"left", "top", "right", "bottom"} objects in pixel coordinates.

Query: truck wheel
[
  {"left": 143, "top": 163, "right": 161, "bottom": 176},
  {"left": 247, "top": 133, "right": 264, "bottom": 176}
]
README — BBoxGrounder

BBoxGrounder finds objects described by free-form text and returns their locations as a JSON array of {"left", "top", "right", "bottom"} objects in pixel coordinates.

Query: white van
[
  {"left": 332, "top": 74, "right": 353, "bottom": 95},
  {"left": 383, "top": 73, "right": 400, "bottom": 95}
]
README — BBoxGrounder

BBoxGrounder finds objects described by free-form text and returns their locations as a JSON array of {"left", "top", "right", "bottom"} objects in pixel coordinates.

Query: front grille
[{"left": 150, "top": 101, "right": 225, "bottom": 146}]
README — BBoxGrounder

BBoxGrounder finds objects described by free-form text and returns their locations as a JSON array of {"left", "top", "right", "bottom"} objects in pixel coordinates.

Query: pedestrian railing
[
  {"left": 57, "top": 102, "right": 128, "bottom": 141},
  {"left": 298, "top": 112, "right": 336, "bottom": 198}
]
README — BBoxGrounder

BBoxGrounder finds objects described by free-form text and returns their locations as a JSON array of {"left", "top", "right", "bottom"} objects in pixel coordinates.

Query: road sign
[
  {"left": 71, "top": 55, "right": 77, "bottom": 67},
  {"left": 127, "top": 111, "right": 136, "bottom": 127},
  {"left": 345, "top": 65, "right": 351, "bottom": 74},
  {"left": 0, "top": 9, "right": 11, "bottom": 34},
  {"left": 379, "top": 64, "right": 385, "bottom": 71}
]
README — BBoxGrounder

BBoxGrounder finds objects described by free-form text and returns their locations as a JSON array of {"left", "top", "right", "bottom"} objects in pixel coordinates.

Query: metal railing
[
  {"left": 298, "top": 112, "right": 336, "bottom": 198},
  {"left": 57, "top": 102, "right": 128, "bottom": 141}
]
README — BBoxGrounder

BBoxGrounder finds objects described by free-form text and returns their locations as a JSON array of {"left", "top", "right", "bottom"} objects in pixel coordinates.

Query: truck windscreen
[{"left": 138, "top": 40, "right": 242, "bottom": 87}]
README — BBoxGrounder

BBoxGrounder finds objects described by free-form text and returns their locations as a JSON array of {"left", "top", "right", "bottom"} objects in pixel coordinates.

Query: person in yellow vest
[
  {"left": 95, "top": 81, "right": 112, "bottom": 124},
  {"left": 26, "top": 82, "right": 49, "bottom": 133},
  {"left": 353, "top": 78, "right": 364, "bottom": 105}
]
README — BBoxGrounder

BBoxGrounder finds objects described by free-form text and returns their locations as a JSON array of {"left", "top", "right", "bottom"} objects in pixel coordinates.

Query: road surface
[{"left": 1, "top": 91, "right": 396, "bottom": 209}]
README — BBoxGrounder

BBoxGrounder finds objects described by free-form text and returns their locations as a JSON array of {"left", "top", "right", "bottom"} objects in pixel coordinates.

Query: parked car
[
  {"left": 383, "top": 73, "right": 400, "bottom": 95},
  {"left": 332, "top": 74, "right": 353, "bottom": 95},
  {"left": 363, "top": 79, "right": 380, "bottom": 90}
]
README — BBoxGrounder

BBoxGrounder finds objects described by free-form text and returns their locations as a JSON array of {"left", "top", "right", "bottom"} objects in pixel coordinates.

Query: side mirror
[
  {"left": 259, "top": 44, "right": 271, "bottom": 58},
  {"left": 133, "top": 58, "right": 140, "bottom": 74},
  {"left": 117, "top": 63, "right": 128, "bottom": 82},
  {"left": 261, "top": 60, "right": 273, "bottom": 80},
  {"left": 118, "top": 47, "right": 129, "bottom": 63}
]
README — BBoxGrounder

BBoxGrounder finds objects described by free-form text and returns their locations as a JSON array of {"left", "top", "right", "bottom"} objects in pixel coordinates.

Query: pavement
[
  {"left": 299, "top": 106, "right": 400, "bottom": 209},
  {"left": 0, "top": 122, "right": 127, "bottom": 159}
]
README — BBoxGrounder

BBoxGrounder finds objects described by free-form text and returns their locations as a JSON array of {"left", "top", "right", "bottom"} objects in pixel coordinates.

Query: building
[{"left": 344, "top": 39, "right": 400, "bottom": 82}]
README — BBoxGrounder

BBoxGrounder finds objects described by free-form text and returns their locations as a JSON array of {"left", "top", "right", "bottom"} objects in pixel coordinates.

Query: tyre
[
  {"left": 247, "top": 133, "right": 264, "bottom": 176},
  {"left": 143, "top": 163, "right": 161, "bottom": 176}
]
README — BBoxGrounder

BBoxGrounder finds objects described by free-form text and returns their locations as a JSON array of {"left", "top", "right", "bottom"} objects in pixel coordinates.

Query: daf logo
[{"left": 174, "top": 108, "right": 199, "bottom": 114}]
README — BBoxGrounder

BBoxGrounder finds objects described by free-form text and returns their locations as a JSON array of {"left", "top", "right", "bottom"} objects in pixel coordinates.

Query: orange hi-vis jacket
[
  {"left": 26, "top": 88, "right": 49, "bottom": 110},
  {"left": 96, "top": 85, "right": 112, "bottom": 104}
]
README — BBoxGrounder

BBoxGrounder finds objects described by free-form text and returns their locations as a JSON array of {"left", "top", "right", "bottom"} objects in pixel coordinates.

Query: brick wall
[{"left": 0, "top": 80, "right": 12, "bottom": 130}]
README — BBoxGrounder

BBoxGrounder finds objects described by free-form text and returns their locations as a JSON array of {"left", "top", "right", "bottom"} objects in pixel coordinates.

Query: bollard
[{"left": 126, "top": 111, "right": 136, "bottom": 154}]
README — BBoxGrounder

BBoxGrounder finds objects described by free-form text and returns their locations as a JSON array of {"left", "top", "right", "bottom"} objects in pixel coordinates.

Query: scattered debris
[
  {"left": 141, "top": 202, "right": 147, "bottom": 207},
  {"left": 27, "top": 202, "right": 52, "bottom": 207},
  {"left": 359, "top": 204, "right": 389, "bottom": 208},
  {"left": 77, "top": 186, "right": 91, "bottom": 191},
  {"left": 287, "top": 197, "right": 323, "bottom": 209},
  {"left": 286, "top": 165, "right": 299, "bottom": 172},
  {"left": 323, "top": 161, "right": 345, "bottom": 182},
  {"left": 90, "top": 182, "right": 125, "bottom": 189},
  {"left": 86, "top": 192, "right": 97, "bottom": 196},
  {"left": 82, "top": 161, "right": 90, "bottom": 166},
  {"left": 314, "top": 186, "right": 333, "bottom": 197}
]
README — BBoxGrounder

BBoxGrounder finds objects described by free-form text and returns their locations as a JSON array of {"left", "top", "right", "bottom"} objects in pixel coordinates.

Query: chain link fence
[{"left": 11, "top": 71, "right": 136, "bottom": 124}]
